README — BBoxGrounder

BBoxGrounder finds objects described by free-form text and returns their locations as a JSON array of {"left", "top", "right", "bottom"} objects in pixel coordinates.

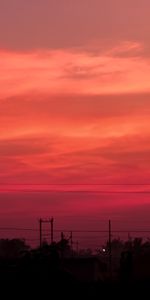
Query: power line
[
  {"left": 0, "top": 227, "right": 150, "bottom": 233},
  {"left": 1, "top": 190, "right": 150, "bottom": 193},
  {"left": 1, "top": 183, "right": 150, "bottom": 185},
  {"left": 0, "top": 227, "right": 38, "bottom": 231}
]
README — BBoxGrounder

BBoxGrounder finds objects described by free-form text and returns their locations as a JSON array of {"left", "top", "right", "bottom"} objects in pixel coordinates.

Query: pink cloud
[
  {"left": 1, "top": 1, "right": 150, "bottom": 233},
  {"left": 1, "top": 42, "right": 150, "bottom": 99}
]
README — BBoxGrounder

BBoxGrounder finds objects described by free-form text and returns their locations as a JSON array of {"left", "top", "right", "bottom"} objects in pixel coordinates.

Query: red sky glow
[{"left": 0, "top": 0, "right": 150, "bottom": 238}]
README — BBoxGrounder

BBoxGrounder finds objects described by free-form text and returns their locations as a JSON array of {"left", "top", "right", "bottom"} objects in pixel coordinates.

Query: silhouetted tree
[
  {"left": 78, "top": 248, "right": 93, "bottom": 257},
  {"left": 0, "top": 239, "right": 29, "bottom": 259}
]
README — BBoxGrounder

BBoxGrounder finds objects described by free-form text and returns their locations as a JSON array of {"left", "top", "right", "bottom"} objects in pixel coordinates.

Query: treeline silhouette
[{"left": 0, "top": 236, "right": 150, "bottom": 297}]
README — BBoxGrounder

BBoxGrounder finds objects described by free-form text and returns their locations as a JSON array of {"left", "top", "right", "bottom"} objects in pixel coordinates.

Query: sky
[{"left": 0, "top": 0, "right": 150, "bottom": 242}]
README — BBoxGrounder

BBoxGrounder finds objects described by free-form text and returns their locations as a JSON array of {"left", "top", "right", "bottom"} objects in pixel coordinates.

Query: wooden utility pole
[
  {"left": 70, "top": 231, "right": 73, "bottom": 257},
  {"left": 70, "top": 231, "right": 73, "bottom": 249},
  {"left": 109, "top": 219, "right": 112, "bottom": 279},
  {"left": 50, "top": 217, "right": 54, "bottom": 244},
  {"left": 39, "top": 218, "right": 42, "bottom": 248}
]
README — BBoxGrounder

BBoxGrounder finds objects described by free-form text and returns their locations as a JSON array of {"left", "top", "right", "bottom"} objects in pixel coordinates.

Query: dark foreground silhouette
[{"left": 0, "top": 238, "right": 150, "bottom": 298}]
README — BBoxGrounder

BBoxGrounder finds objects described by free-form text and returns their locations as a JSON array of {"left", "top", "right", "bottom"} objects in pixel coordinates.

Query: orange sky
[{"left": 0, "top": 0, "right": 150, "bottom": 233}]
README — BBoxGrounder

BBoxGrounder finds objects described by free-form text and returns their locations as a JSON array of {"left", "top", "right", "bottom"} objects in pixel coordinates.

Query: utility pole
[
  {"left": 108, "top": 219, "right": 112, "bottom": 279},
  {"left": 39, "top": 218, "right": 42, "bottom": 248},
  {"left": 70, "top": 231, "right": 73, "bottom": 249},
  {"left": 50, "top": 217, "right": 54, "bottom": 244},
  {"left": 70, "top": 231, "right": 73, "bottom": 257},
  {"left": 60, "top": 232, "right": 65, "bottom": 260},
  {"left": 38, "top": 217, "right": 54, "bottom": 247}
]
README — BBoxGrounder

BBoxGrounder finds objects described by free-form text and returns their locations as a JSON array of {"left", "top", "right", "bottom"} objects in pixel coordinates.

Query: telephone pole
[
  {"left": 50, "top": 217, "right": 54, "bottom": 244},
  {"left": 70, "top": 231, "right": 73, "bottom": 249},
  {"left": 39, "top": 218, "right": 42, "bottom": 248},
  {"left": 108, "top": 219, "right": 112, "bottom": 279},
  {"left": 70, "top": 231, "right": 73, "bottom": 256}
]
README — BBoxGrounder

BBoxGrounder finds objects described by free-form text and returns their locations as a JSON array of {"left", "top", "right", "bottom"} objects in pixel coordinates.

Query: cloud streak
[
  {"left": 1, "top": 41, "right": 150, "bottom": 227},
  {"left": 1, "top": 41, "right": 150, "bottom": 98}
]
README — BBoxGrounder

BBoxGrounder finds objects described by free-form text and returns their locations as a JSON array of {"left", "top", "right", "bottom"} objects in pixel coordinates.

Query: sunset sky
[{"left": 0, "top": 0, "right": 150, "bottom": 237}]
